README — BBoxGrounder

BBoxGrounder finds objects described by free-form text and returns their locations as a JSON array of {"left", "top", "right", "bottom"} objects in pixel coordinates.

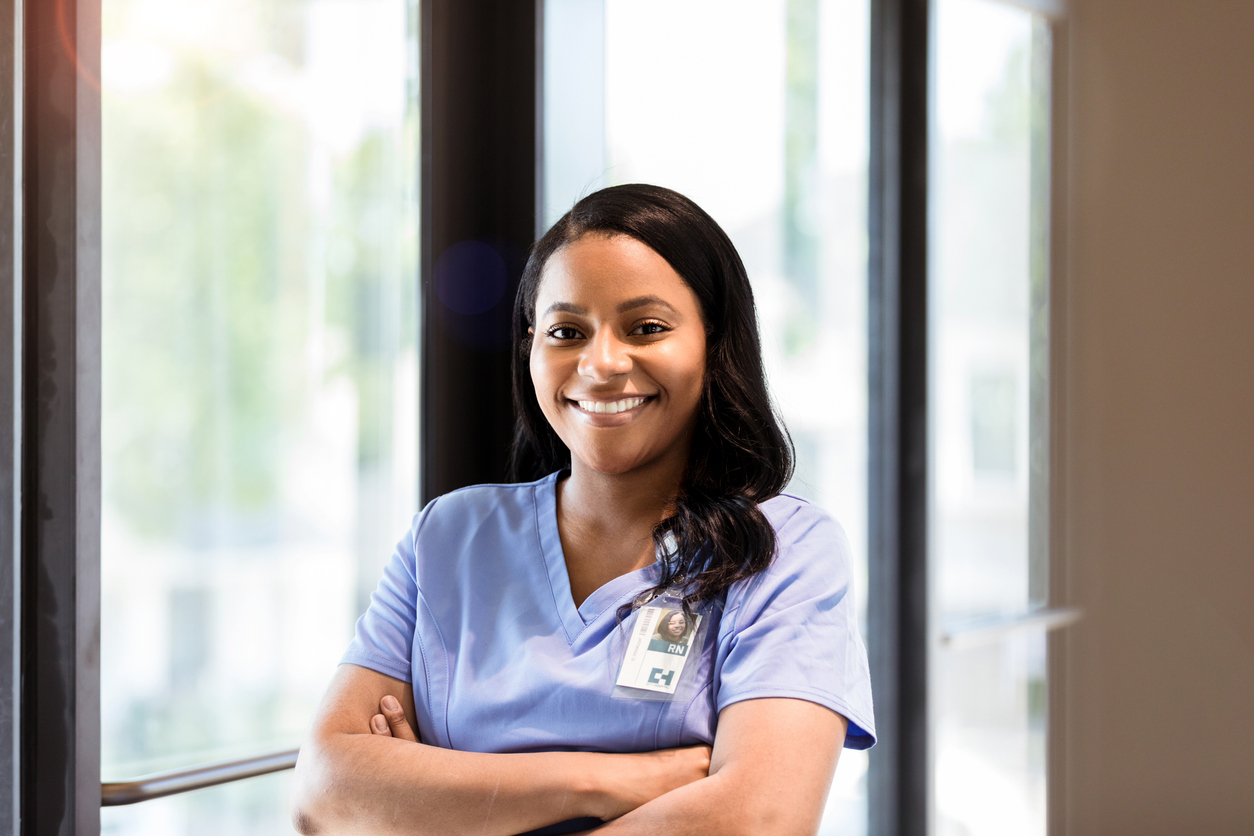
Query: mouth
[{"left": 570, "top": 395, "right": 653, "bottom": 416}]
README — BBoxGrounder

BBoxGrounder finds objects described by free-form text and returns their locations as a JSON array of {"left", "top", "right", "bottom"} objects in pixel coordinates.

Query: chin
[{"left": 571, "top": 447, "right": 651, "bottom": 476}]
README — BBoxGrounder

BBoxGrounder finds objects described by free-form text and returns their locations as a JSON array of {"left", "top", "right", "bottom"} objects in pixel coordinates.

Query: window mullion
[
  {"left": 867, "top": 0, "right": 931, "bottom": 834},
  {"left": 22, "top": 0, "right": 103, "bottom": 831}
]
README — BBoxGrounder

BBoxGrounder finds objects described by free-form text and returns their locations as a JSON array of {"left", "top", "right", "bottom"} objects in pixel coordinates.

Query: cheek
[
  {"left": 530, "top": 340, "right": 558, "bottom": 389},
  {"left": 530, "top": 344, "right": 573, "bottom": 429},
  {"left": 528, "top": 344, "right": 543, "bottom": 391},
  {"left": 529, "top": 347, "right": 556, "bottom": 412},
  {"left": 658, "top": 341, "right": 706, "bottom": 409}
]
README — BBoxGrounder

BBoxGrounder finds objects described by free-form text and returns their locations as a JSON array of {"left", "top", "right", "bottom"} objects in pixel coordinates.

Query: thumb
[{"left": 380, "top": 694, "right": 419, "bottom": 743}]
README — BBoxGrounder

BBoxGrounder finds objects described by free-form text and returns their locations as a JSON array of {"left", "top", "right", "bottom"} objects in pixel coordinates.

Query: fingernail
[
  {"left": 372, "top": 715, "right": 386, "bottom": 732},
  {"left": 382, "top": 695, "right": 399, "bottom": 712}
]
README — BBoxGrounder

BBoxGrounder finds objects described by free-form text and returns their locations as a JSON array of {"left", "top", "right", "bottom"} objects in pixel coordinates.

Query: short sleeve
[
  {"left": 339, "top": 504, "right": 431, "bottom": 683},
  {"left": 715, "top": 499, "right": 877, "bottom": 750}
]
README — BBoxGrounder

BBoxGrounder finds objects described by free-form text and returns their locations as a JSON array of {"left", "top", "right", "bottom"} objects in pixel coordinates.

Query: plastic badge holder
[{"left": 612, "top": 591, "right": 707, "bottom": 703}]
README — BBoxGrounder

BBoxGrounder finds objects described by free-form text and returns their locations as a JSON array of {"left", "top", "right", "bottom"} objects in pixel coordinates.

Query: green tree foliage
[{"left": 104, "top": 56, "right": 294, "bottom": 543}]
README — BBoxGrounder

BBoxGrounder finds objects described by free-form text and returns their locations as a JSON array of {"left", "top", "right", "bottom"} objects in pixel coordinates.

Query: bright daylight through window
[
  {"left": 931, "top": 1, "right": 1052, "bottom": 833},
  {"left": 100, "top": 0, "right": 419, "bottom": 832}
]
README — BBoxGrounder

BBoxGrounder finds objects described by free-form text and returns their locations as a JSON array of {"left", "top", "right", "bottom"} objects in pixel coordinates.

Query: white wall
[{"left": 1060, "top": 1, "right": 1254, "bottom": 832}]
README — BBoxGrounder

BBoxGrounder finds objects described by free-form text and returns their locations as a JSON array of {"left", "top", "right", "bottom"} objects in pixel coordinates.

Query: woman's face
[
  {"left": 530, "top": 233, "right": 707, "bottom": 477},
  {"left": 665, "top": 613, "right": 687, "bottom": 638}
]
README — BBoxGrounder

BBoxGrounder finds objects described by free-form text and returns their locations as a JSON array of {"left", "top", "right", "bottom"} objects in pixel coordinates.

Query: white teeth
[{"left": 577, "top": 397, "right": 647, "bottom": 415}]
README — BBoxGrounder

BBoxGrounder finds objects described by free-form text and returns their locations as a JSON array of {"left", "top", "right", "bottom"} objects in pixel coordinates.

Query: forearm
[
  {"left": 586, "top": 767, "right": 804, "bottom": 836},
  {"left": 292, "top": 731, "right": 609, "bottom": 836},
  {"left": 294, "top": 667, "right": 711, "bottom": 835}
]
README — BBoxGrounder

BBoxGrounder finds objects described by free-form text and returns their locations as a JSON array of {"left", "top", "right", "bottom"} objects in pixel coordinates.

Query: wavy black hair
[{"left": 508, "top": 184, "right": 794, "bottom": 609}]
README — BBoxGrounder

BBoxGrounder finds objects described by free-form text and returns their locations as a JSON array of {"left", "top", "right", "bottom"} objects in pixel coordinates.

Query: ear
[{"left": 527, "top": 326, "right": 535, "bottom": 336}]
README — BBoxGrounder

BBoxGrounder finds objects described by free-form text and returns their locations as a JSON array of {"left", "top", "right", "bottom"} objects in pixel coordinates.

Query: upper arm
[
  {"left": 294, "top": 511, "right": 427, "bottom": 822},
  {"left": 339, "top": 505, "right": 434, "bottom": 686},
  {"left": 311, "top": 663, "right": 419, "bottom": 740},
  {"left": 293, "top": 664, "right": 420, "bottom": 830},
  {"left": 717, "top": 502, "right": 876, "bottom": 750},
  {"left": 593, "top": 697, "right": 850, "bottom": 835},
  {"left": 708, "top": 698, "right": 848, "bottom": 831}
]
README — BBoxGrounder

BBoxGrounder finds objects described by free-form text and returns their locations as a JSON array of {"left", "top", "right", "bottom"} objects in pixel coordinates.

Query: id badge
[{"left": 612, "top": 598, "right": 703, "bottom": 702}]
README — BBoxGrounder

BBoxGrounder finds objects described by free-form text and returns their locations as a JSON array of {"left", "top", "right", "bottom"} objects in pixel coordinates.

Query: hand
[
  {"left": 369, "top": 694, "right": 419, "bottom": 743},
  {"left": 597, "top": 744, "right": 711, "bottom": 820}
]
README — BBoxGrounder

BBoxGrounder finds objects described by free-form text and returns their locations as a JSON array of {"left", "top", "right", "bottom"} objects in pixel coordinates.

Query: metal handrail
[
  {"left": 101, "top": 747, "right": 300, "bottom": 806},
  {"left": 940, "top": 606, "right": 1082, "bottom": 651}
]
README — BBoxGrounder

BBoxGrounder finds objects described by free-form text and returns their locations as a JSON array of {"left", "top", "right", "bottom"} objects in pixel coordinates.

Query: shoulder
[
  {"left": 426, "top": 477, "right": 547, "bottom": 515},
  {"left": 418, "top": 473, "right": 555, "bottom": 533},
  {"left": 403, "top": 474, "right": 557, "bottom": 583},
  {"left": 757, "top": 492, "right": 853, "bottom": 558},
  {"left": 723, "top": 493, "right": 855, "bottom": 612}
]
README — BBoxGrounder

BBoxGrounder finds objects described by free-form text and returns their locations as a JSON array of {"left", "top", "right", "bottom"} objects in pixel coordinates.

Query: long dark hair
[{"left": 508, "top": 184, "right": 794, "bottom": 609}]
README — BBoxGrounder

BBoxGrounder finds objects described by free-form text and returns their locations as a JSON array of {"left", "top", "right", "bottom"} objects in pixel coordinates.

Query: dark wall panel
[{"left": 421, "top": 0, "right": 540, "bottom": 502}]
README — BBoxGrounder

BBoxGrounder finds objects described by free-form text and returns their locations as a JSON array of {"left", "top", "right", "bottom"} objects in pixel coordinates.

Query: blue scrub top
[{"left": 342, "top": 471, "right": 876, "bottom": 759}]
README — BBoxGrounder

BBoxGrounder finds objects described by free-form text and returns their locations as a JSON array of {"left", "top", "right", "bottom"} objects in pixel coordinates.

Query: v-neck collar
[{"left": 534, "top": 471, "right": 660, "bottom": 643}]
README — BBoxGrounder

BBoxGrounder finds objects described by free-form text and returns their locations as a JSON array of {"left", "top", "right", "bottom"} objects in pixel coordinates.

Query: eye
[
  {"left": 545, "top": 325, "right": 583, "bottom": 341},
  {"left": 629, "top": 320, "right": 670, "bottom": 337}
]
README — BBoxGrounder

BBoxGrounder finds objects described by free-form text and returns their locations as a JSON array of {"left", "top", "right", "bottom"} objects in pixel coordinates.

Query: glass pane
[
  {"left": 931, "top": 0, "right": 1051, "bottom": 833},
  {"left": 546, "top": 1, "right": 870, "bottom": 830},
  {"left": 100, "top": 0, "right": 420, "bottom": 831},
  {"left": 936, "top": 633, "right": 1047, "bottom": 836}
]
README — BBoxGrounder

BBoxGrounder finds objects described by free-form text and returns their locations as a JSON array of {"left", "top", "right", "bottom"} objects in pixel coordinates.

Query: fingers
[
  {"left": 695, "top": 745, "right": 713, "bottom": 776},
  {"left": 380, "top": 694, "right": 419, "bottom": 743},
  {"left": 370, "top": 714, "right": 392, "bottom": 736}
]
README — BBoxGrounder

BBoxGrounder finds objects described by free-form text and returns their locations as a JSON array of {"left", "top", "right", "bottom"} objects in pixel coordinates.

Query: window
[
  {"left": 546, "top": 0, "right": 872, "bottom": 830},
  {"left": 931, "top": 1, "right": 1053, "bottom": 833},
  {"left": 7, "top": 0, "right": 1070, "bottom": 831},
  {"left": 98, "top": 0, "right": 419, "bottom": 831}
]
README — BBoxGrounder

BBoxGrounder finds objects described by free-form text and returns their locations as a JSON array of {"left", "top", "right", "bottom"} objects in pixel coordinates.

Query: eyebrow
[
  {"left": 542, "top": 302, "right": 588, "bottom": 317},
  {"left": 617, "top": 295, "right": 678, "bottom": 315},
  {"left": 541, "top": 295, "right": 680, "bottom": 319}
]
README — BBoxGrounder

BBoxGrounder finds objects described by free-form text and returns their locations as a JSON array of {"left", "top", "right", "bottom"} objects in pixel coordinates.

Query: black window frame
[
  {"left": 13, "top": 0, "right": 104, "bottom": 832},
  {"left": 867, "top": 0, "right": 930, "bottom": 832}
]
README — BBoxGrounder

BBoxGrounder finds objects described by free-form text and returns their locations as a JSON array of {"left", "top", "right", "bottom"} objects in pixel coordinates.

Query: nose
[{"left": 577, "top": 327, "right": 632, "bottom": 383}]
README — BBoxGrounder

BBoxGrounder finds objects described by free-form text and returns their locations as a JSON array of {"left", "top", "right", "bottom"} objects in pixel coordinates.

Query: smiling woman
[
  {"left": 530, "top": 234, "right": 706, "bottom": 521},
  {"left": 291, "top": 185, "right": 875, "bottom": 836},
  {"left": 510, "top": 186, "right": 809, "bottom": 615}
]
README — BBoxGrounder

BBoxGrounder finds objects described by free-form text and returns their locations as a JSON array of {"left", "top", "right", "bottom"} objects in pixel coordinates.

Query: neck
[{"left": 560, "top": 448, "right": 688, "bottom": 535}]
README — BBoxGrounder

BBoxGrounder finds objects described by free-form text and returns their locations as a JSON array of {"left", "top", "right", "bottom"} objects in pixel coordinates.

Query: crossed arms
[{"left": 291, "top": 664, "right": 847, "bottom": 836}]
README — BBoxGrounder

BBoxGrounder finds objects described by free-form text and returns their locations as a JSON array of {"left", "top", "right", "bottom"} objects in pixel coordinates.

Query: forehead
[{"left": 535, "top": 233, "right": 694, "bottom": 311}]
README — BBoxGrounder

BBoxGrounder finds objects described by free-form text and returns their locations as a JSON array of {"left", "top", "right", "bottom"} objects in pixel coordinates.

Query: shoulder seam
[{"left": 437, "top": 472, "right": 558, "bottom": 499}]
